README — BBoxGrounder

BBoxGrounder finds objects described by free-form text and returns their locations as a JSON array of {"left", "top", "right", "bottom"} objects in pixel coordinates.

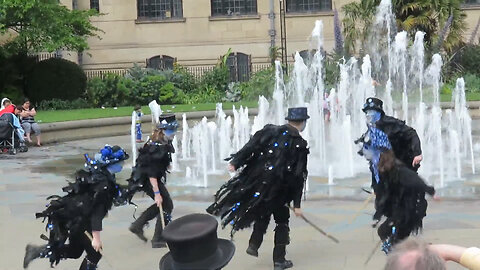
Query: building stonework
[{"left": 72, "top": 0, "right": 479, "bottom": 72}]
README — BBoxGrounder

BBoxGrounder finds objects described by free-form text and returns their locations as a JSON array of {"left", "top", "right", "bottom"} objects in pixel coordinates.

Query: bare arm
[{"left": 150, "top": 177, "right": 163, "bottom": 207}]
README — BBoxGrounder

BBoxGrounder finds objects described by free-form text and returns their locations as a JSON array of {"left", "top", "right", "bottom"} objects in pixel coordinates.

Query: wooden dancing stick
[
  {"left": 158, "top": 203, "right": 166, "bottom": 229},
  {"left": 364, "top": 239, "right": 382, "bottom": 265},
  {"left": 288, "top": 206, "right": 340, "bottom": 244},
  {"left": 349, "top": 193, "right": 375, "bottom": 224}
]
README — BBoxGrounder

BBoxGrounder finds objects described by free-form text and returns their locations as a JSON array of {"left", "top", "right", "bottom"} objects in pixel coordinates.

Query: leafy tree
[
  {"left": 342, "top": 0, "right": 467, "bottom": 54},
  {"left": 0, "top": 0, "right": 100, "bottom": 55}
]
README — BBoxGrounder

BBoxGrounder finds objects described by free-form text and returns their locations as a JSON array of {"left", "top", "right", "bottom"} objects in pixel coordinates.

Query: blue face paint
[
  {"left": 164, "top": 128, "right": 177, "bottom": 140},
  {"left": 107, "top": 162, "right": 123, "bottom": 174},
  {"left": 365, "top": 110, "right": 381, "bottom": 126}
]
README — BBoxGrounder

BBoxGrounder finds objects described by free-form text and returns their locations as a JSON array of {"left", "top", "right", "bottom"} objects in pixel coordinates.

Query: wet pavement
[{"left": 1, "top": 135, "right": 479, "bottom": 270}]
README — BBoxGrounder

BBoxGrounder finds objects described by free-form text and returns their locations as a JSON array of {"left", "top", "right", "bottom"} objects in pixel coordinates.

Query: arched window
[
  {"left": 226, "top": 52, "right": 251, "bottom": 82},
  {"left": 211, "top": 0, "right": 257, "bottom": 16},
  {"left": 146, "top": 55, "right": 176, "bottom": 70},
  {"left": 286, "top": 0, "right": 332, "bottom": 13},
  {"left": 90, "top": 0, "right": 99, "bottom": 12},
  {"left": 137, "top": 0, "right": 183, "bottom": 20}
]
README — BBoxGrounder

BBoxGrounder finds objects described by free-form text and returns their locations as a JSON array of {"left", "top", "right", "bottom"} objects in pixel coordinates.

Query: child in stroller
[{"left": 0, "top": 110, "right": 28, "bottom": 155}]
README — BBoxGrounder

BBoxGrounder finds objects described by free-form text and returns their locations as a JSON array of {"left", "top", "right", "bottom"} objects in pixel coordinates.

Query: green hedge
[{"left": 25, "top": 58, "right": 87, "bottom": 103}]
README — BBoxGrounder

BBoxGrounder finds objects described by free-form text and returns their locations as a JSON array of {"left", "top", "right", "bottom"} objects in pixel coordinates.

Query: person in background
[
  {"left": 134, "top": 105, "right": 144, "bottom": 143},
  {"left": 20, "top": 98, "right": 41, "bottom": 146},
  {"left": 1, "top": 97, "right": 11, "bottom": 110}
]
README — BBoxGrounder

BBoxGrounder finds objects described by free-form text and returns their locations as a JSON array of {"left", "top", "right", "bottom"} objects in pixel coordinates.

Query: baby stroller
[{"left": 0, "top": 113, "right": 28, "bottom": 155}]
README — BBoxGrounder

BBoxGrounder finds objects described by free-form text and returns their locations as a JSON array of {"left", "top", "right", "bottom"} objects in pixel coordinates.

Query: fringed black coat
[
  {"left": 374, "top": 160, "right": 435, "bottom": 239},
  {"left": 207, "top": 124, "right": 309, "bottom": 236},
  {"left": 127, "top": 142, "right": 174, "bottom": 197},
  {"left": 35, "top": 169, "right": 123, "bottom": 266}
]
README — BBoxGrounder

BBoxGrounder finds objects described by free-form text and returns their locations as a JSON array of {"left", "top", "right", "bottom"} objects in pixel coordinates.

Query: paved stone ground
[{"left": 1, "top": 136, "right": 479, "bottom": 270}]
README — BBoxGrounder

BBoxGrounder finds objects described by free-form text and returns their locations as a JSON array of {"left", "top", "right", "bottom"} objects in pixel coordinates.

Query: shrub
[
  {"left": 453, "top": 45, "right": 480, "bottom": 76},
  {"left": 200, "top": 66, "right": 229, "bottom": 93},
  {"left": 86, "top": 74, "right": 133, "bottom": 107},
  {"left": 130, "top": 75, "right": 168, "bottom": 105},
  {"left": 159, "top": 82, "right": 185, "bottom": 104},
  {"left": 25, "top": 58, "right": 87, "bottom": 103},
  {"left": 237, "top": 68, "right": 275, "bottom": 101},
  {"left": 172, "top": 64, "right": 197, "bottom": 93},
  {"left": 464, "top": 73, "right": 480, "bottom": 93},
  {"left": 0, "top": 85, "right": 24, "bottom": 105},
  {"left": 184, "top": 86, "right": 225, "bottom": 104}
]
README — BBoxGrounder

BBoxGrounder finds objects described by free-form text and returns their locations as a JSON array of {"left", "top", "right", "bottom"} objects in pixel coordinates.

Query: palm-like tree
[{"left": 342, "top": 0, "right": 467, "bottom": 55}]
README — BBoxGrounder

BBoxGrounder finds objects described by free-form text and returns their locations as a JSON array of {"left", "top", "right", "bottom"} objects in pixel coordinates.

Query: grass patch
[
  {"left": 36, "top": 101, "right": 258, "bottom": 123},
  {"left": 440, "top": 92, "right": 480, "bottom": 102}
]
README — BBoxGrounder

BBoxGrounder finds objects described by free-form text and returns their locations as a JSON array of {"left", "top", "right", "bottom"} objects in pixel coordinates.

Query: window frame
[
  {"left": 210, "top": 0, "right": 258, "bottom": 17},
  {"left": 137, "top": 0, "right": 184, "bottom": 21},
  {"left": 90, "top": 0, "right": 99, "bottom": 12},
  {"left": 462, "top": 0, "right": 480, "bottom": 7},
  {"left": 146, "top": 55, "right": 176, "bottom": 70},
  {"left": 286, "top": 0, "right": 332, "bottom": 14}
]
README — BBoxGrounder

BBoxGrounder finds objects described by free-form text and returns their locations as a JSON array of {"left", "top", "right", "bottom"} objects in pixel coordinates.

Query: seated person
[
  {"left": 20, "top": 98, "right": 41, "bottom": 146},
  {"left": 1, "top": 98, "right": 11, "bottom": 110},
  {"left": 0, "top": 104, "right": 26, "bottom": 142}
]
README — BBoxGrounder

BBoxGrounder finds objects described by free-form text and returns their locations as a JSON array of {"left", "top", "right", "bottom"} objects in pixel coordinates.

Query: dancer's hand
[
  {"left": 433, "top": 195, "right": 441, "bottom": 201},
  {"left": 154, "top": 193, "right": 163, "bottom": 207},
  {"left": 412, "top": 155, "right": 423, "bottom": 167},
  {"left": 91, "top": 234, "right": 103, "bottom": 252},
  {"left": 294, "top": 208, "right": 303, "bottom": 217},
  {"left": 228, "top": 164, "right": 236, "bottom": 172}
]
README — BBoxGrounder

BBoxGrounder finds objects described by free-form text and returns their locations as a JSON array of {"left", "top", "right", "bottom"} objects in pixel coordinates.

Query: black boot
[
  {"left": 273, "top": 260, "right": 293, "bottom": 270},
  {"left": 129, "top": 209, "right": 153, "bottom": 242},
  {"left": 151, "top": 215, "right": 167, "bottom": 248},
  {"left": 79, "top": 258, "right": 97, "bottom": 270},
  {"left": 246, "top": 244, "right": 259, "bottom": 257},
  {"left": 23, "top": 244, "right": 46, "bottom": 268}
]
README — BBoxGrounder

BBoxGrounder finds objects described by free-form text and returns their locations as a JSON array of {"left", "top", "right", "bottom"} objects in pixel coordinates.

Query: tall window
[
  {"left": 211, "top": 0, "right": 257, "bottom": 16},
  {"left": 286, "top": 0, "right": 332, "bottom": 13},
  {"left": 147, "top": 55, "right": 176, "bottom": 70},
  {"left": 137, "top": 0, "right": 183, "bottom": 20},
  {"left": 90, "top": 0, "right": 99, "bottom": 11},
  {"left": 464, "top": 0, "right": 480, "bottom": 5},
  {"left": 226, "top": 52, "right": 251, "bottom": 82}
]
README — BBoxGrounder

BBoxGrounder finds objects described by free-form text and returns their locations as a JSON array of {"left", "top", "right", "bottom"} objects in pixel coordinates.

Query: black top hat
[
  {"left": 157, "top": 113, "right": 179, "bottom": 130},
  {"left": 362, "top": 97, "right": 384, "bottom": 114},
  {"left": 159, "top": 213, "right": 235, "bottom": 270},
  {"left": 285, "top": 107, "right": 310, "bottom": 121}
]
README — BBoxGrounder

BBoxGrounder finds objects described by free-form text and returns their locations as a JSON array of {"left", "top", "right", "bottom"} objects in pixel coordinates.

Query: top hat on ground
[
  {"left": 285, "top": 107, "right": 310, "bottom": 121},
  {"left": 159, "top": 213, "right": 235, "bottom": 270},
  {"left": 157, "top": 113, "right": 179, "bottom": 130},
  {"left": 362, "top": 97, "right": 384, "bottom": 114}
]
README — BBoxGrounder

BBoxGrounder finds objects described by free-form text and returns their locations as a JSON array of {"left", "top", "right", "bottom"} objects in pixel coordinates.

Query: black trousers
[
  {"left": 58, "top": 230, "right": 102, "bottom": 267},
  {"left": 137, "top": 181, "right": 174, "bottom": 239},
  {"left": 248, "top": 205, "right": 290, "bottom": 263}
]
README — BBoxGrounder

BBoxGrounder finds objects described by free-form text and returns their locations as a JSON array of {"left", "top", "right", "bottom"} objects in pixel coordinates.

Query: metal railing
[{"left": 83, "top": 63, "right": 272, "bottom": 80}]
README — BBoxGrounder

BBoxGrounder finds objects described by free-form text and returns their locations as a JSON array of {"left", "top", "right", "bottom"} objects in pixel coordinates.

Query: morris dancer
[{"left": 207, "top": 107, "right": 310, "bottom": 270}]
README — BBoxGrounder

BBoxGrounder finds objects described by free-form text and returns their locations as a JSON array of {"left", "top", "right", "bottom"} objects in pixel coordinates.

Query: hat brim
[
  {"left": 285, "top": 115, "right": 310, "bottom": 121},
  {"left": 159, "top": 239, "right": 235, "bottom": 270},
  {"left": 362, "top": 107, "right": 384, "bottom": 114}
]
